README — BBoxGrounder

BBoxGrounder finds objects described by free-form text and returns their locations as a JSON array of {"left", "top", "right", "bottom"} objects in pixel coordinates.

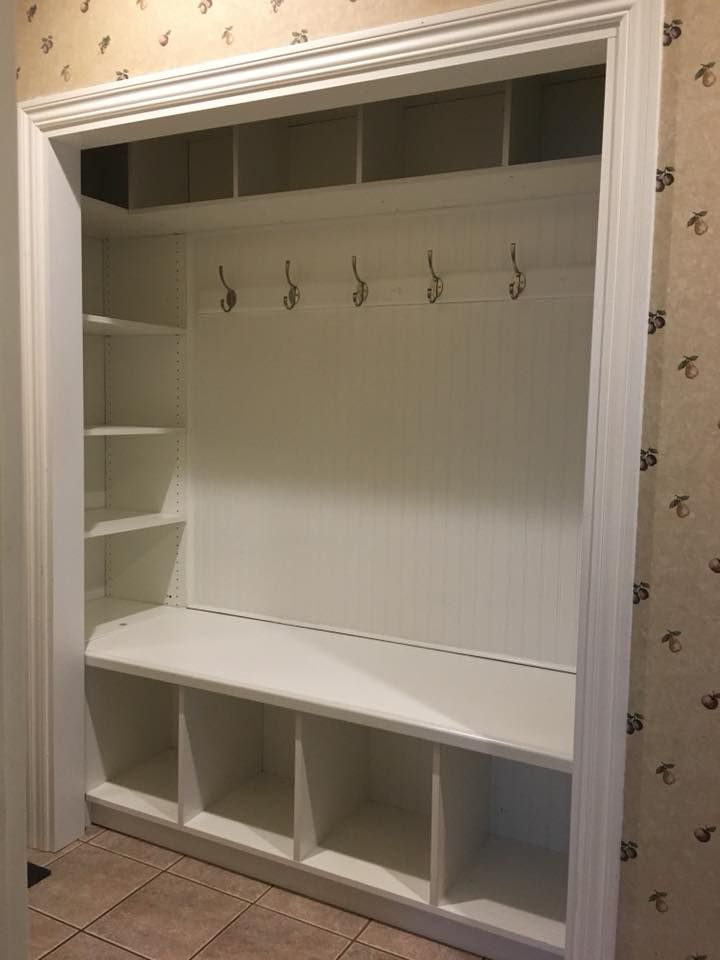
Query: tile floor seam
[
  {"left": 87, "top": 836, "right": 184, "bottom": 871},
  {"left": 184, "top": 899, "right": 252, "bottom": 960},
  {"left": 167, "top": 867, "right": 264, "bottom": 903},
  {"left": 67, "top": 931, "right": 152, "bottom": 960},
  {"left": 253, "top": 891, "right": 368, "bottom": 938},
  {"left": 27, "top": 905, "right": 83, "bottom": 931},
  {"left": 75, "top": 866, "right": 163, "bottom": 932},
  {"left": 32, "top": 920, "right": 76, "bottom": 960},
  {"left": 353, "top": 918, "right": 373, "bottom": 940}
]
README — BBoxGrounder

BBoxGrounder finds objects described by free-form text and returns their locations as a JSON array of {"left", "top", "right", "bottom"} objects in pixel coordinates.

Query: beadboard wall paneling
[{"left": 188, "top": 190, "right": 596, "bottom": 665}]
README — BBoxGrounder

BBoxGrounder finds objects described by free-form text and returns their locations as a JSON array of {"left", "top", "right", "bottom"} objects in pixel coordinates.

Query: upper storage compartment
[{"left": 81, "top": 66, "right": 605, "bottom": 212}]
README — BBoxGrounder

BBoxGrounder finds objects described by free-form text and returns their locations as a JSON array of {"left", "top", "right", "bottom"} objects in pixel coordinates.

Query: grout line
[
  {"left": 353, "top": 918, "right": 372, "bottom": 940},
  {"left": 76, "top": 867, "right": 162, "bottom": 933},
  {"left": 252, "top": 892, "right": 369, "bottom": 940},
  {"left": 165, "top": 866, "right": 263, "bottom": 902},
  {"left": 185, "top": 899, "right": 252, "bottom": 960},
  {"left": 86, "top": 835, "right": 184, "bottom": 872}
]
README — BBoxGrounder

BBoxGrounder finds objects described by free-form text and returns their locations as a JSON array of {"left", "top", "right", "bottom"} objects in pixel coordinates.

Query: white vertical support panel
[
  {"left": 294, "top": 713, "right": 368, "bottom": 862},
  {"left": 19, "top": 116, "right": 85, "bottom": 849},
  {"left": 1, "top": 0, "right": 25, "bottom": 949},
  {"left": 431, "top": 746, "right": 490, "bottom": 906},
  {"left": 179, "top": 689, "right": 262, "bottom": 824}
]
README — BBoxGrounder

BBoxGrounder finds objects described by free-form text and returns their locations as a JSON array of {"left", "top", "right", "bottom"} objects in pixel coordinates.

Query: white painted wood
[
  {"left": 107, "top": 526, "right": 186, "bottom": 608},
  {"left": 191, "top": 287, "right": 593, "bottom": 665},
  {"left": 298, "top": 717, "right": 433, "bottom": 901},
  {"left": 81, "top": 159, "right": 599, "bottom": 238},
  {"left": 432, "top": 746, "right": 491, "bottom": 905},
  {"left": 19, "top": 2, "right": 663, "bottom": 955},
  {"left": 104, "top": 236, "right": 186, "bottom": 329},
  {"left": 490, "top": 759, "right": 571, "bottom": 853},
  {"left": 84, "top": 508, "right": 185, "bottom": 538},
  {"left": 82, "top": 239, "right": 105, "bottom": 315},
  {"left": 85, "top": 606, "right": 575, "bottom": 768},
  {"left": 83, "top": 314, "right": 186, "bottom": 336},
  {"left": 85, "top": 596, "right": 167, "bottom": 642},
  {"left": 180, "top": 690, "right": 294, "bottom": 858},
  {"left": 85, "top": 668, "right": 178, "bottom": 823},
  {"left": 84, "top": 426, "right": 185, "bottom": 436},
  {"left": 0, "top": 3, "right": 26, "bottom": 950},
  {"left": 442, "top": 836, "right": 568, "bottom": 954}
]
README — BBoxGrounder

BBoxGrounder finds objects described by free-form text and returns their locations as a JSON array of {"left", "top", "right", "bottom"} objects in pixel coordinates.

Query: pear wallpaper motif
[{"left": 14, "top": 0, "right": 720, "bottom": 956}]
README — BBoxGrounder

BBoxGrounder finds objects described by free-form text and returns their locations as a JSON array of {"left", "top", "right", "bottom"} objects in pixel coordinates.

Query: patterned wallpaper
[
  {"left": 14, "top": 0, "right": 720, "bottom": 957},
  {"left": 617, "top": 1, "right": 720, "bottom": 957}
]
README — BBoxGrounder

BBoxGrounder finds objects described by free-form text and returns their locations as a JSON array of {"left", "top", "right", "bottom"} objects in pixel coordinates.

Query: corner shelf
[
  {"left": 84, "top": 425, "right": 185, "bottom": 437},
  {"left": 84, "top": 508, "right": 186, "bottom": 538},
  {"left": 83, "top": 313, "right": 185, "bottom": 336},
  {"left": 85, "top": 596, "right": 168, "bottom": 643}
]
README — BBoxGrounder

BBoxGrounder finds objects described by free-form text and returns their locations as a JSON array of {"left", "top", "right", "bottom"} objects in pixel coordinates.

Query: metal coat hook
[
  {"left": 283, "top": 260, "right": 300, "bottom": 310},
  {"left": 426, "top": 249, "right": 444, "bottom": 304},
  {"left": 351, "top": 255, "right": 368, "bottom": 307},
  {"left": 218, "top": 265, "right": 237, "bottom": 313},
  {"left": 508, "top": 242, "right": 526, "bottom": 300}
]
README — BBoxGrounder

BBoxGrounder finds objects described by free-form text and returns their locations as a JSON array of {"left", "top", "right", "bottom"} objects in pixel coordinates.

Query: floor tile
[
  {"left": 259, "top": 887, "right": 367, "bottom": 938},
  {"left": 195, "top": 904, "right": 349, "bottom": 960},
  {"left": 358, "top": 922, "right": 483, "bottom": 960},
  {"left": 342, "top": 946, "right": 402, "bottom": 960},
  {"left": 89, "top": 829, "right": 183, "bottom": 869},
  {"left": 169, "top": 856, "right": 269, "bottom": 901},
  {"left": 27, "top": 842, "right": 82, "bottom": 868},
  {"left": 45, "top": 932, "right": 143, "bottom": 959},
  {"left": 88, "top": 872, "right": 246, "bottom": 960},
  {"left": 28, "top": 843, "right": 158, "bottom": 928},
  {"left": 27, "top": 910, "right": 75, "bottom": 960}
]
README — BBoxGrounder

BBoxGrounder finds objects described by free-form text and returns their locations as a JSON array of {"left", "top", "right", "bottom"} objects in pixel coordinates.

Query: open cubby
[
  {"left": 86, "top": 669, "right": 179, "bottom": 823},
  {"left": 434, "top": 746, "right": 570, "bottom": 951},
  {"left": 297, "top": 714, "right": 433, "bottom": 902},
  {"left": 180, "top": 691, "right": 295, "bottom": 858}
]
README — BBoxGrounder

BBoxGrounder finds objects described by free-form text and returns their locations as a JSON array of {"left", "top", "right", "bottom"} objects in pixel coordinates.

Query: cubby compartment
[
  {"left": 181, "top": 691, "right": 295, "bottom": 859},
  {"left": 86, "top": 669, "right": 179, "bottom": 824},
  {"left": 362, "top": 85, "right": 505, "bottom": 182},
  {"left": 509, "top": 66, "right": 605, "bottom": 165},
  {"left": 434, "top": 746, "right": 570, "bottom": 952},
  {"left": 236, "top": 108, "right": 359, "bottom": 196},
  {"left": 297, "top": 715, "right": 433, "bottom": 902}
]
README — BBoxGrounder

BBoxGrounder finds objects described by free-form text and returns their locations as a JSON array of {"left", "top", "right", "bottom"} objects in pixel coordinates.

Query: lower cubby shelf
[{"left": 85, "top": 649, "right": 570, "bottom": 953}]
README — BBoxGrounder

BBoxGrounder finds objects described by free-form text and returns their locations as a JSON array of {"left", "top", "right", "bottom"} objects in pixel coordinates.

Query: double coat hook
[
  {"left": 508, "top": 242, "right": 526, "bottom": 300},
  {"left": 218, "top": 265, "right": 237, "bottom": 313},
  {"left": 426, "top": 249, "right": 444, "bottom": 303},
  {"left": 351, "top": 256, "right": 368, "bottom": 307},
  {"left": 284, "top": 260, "right": 300, "bottom": 310}
]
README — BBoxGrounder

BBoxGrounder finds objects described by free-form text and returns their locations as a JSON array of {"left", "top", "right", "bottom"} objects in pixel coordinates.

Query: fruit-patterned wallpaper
[
  {"left": 14, "top": 0, "right": 720, "bottom": 956},
  {"left": 618, "top": 1, "right": 720, "bottom": 957}
]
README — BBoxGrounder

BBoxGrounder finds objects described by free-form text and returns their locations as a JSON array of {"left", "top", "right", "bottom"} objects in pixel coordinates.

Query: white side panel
[
  {"left": 105, "top": 235, "right": 186, "bottom": 328},
  {"left": 490, "top": 760, "right": 572, "bottom": 854},
  {"left": 108, "top": 525, "right": 185, "bottom": 606},
  {"left": 81, "top": 236, "right": 104, "bottom": 316}
]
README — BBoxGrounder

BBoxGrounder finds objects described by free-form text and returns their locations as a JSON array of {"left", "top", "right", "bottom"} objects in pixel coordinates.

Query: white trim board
[{"left": 18, "top": 4, "right": 662, "bottom": 960}]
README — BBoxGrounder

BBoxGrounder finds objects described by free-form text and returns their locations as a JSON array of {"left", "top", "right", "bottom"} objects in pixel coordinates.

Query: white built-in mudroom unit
[{"left": 18, "top": 6, "right": 662, "bottom": 960}]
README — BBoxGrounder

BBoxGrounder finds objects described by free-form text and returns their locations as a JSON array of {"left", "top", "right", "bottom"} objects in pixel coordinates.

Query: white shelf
[
  {"left": 185, "top": 774, "right": 294, "bottom": 860},
  {"left": 302, "top": 801, "right": 430, "bottom": 902},
  {"left": 84, "top": 508, "right": 185, "bottom": 538},
  {"left": 442, "top": 836, "right": 568, "bottom": 954},
  {"left": 85, "top": 607, "right": 575, "bottom": 770},
  {"left": 85, "top": 597, "right": 169, "bottom": 643},
  {"left": 86, "top": 749, "right": 178, "bottom": 825},
  {"left": 84, "top": 425, "right": 185, "bottom": 437},
  {"left": 83, "top": 313, "right": 185, "bottom": 336},
  {"left": 82, "top": 158, "right": 600, "bottom": 238}
]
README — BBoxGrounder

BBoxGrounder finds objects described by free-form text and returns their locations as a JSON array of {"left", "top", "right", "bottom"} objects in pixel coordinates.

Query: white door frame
[
  {"left": 17, "top": 1, "right": 662, "bottom": 957},
  {"left": 1, "top": 2, "right": 27, "bottom": 959}
]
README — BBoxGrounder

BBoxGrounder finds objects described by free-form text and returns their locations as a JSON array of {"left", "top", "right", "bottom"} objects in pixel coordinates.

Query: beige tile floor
[{"left": 27, "top": 826, "right": 487, "bottom": 960}]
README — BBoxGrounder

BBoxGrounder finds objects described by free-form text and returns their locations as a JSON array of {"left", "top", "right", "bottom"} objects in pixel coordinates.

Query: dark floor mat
[{"left": 27, "top": 862, "right": 51, "bottom": 888}]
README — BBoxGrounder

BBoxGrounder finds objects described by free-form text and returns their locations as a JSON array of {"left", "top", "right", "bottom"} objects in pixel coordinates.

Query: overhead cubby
[
  {"left": 296, "top": 715, "right": 434, "bottom": 902},
  {"left": 86, "top": 669, "right": 179, "bottom": 824},
  {"left": 181, "top": 691, "right": 295, "bottom": 859}
]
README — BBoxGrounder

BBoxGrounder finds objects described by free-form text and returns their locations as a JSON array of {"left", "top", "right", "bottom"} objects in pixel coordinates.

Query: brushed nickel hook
[
  {"left": 219, "top": 265, "right": 237, "bottom": 313},
  {"left": 508, "top": 242, "right": 526, "bottom": 300},
  {"left": 426, "top": 249, "right": 444, "bottom": 303},
  {"left": 351, "top": 255, "right": 368, "bottom": 307},
  {"left": 283, "top": 260, "right": 300, "bottom": 310}
]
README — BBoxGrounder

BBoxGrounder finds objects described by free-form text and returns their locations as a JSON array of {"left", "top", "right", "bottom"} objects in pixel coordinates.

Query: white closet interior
[{"left": 80, "top": 66, "right": 604, "bottom": 959}]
